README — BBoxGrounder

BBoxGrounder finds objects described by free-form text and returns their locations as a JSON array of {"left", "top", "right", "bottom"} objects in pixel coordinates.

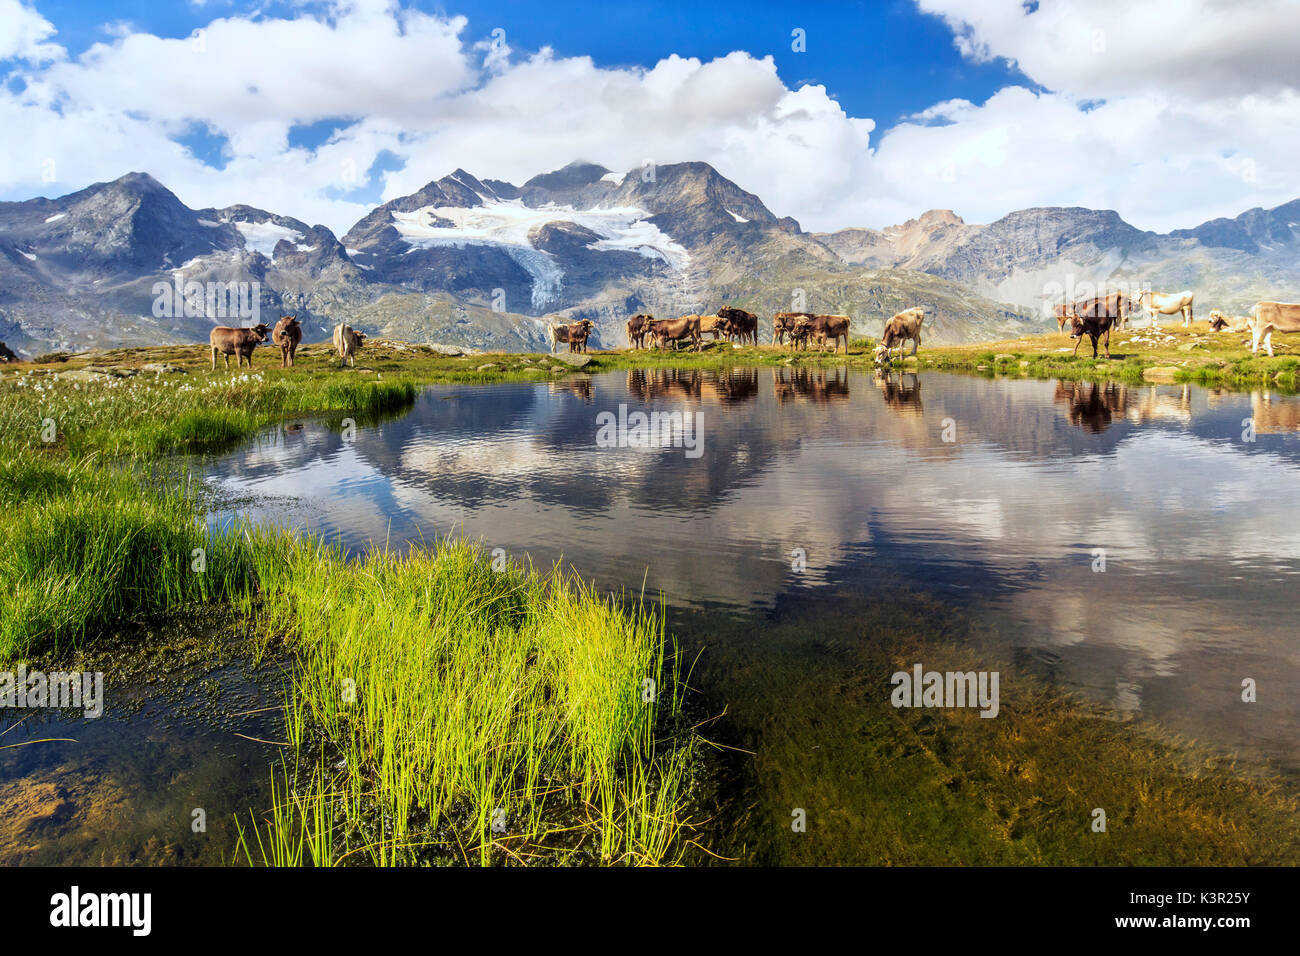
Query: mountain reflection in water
[{"left": 204, "top": 369, "right": 1300, "bottom": 773}]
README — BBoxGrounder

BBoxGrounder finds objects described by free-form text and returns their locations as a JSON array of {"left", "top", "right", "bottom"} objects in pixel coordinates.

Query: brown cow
[
  {"left": 568, "top": 319, "right": 594, "bottom": 353},
  {"left": 1249, "top": 301, "right": 1300, "bottom": 356},
  {"left": 795, "top": 314, "right": 851, "bottom": 353},
  {"left": 717, "top": 306, "right": 758, "bottom": 346},
  {"left": 0, "top": 341, "right": 18, "bottom": 363},
  {"left": 547, "top": 318, "right": 594, "bottom": 353},
  {"left": 700, "top": 313, "right": 734, "bottom": 342},
  {"left": 772, "top": 311, "right": 814, "bottom": 346},
  {"left": 210, "top": 324, "right": 270, "bottom": 370},
  {"left": 1068, "top": 314, "right": 1116, "bottom": 359},
  {"left": 332, "top": 323, "right": 367, "bottom": 367},
  {"left": 1068, "top": 293, "right": 1128, "bottom": 358},
  {"left": 789, "top": 317, "right": 815, "bottom": 351},
  {"left": 647, "top": 315, "right": 702, "bottom": 351},
  {"left": 626, "top": 313, "right": 653, "bottom": 349},
  {"left": 272, "top": 314, "right": 302, "bottom": 368},
  {"left": 878, "top": 307, "right": 925, "bottom": 361}
]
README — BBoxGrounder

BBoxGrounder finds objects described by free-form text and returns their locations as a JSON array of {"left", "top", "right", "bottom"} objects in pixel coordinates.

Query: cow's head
[
  {"left": 1069, "top": 317, "right": 1085, "bottom": 339},
  {"left": 251, "top": 323, "right": 271, "bottom": 340}
]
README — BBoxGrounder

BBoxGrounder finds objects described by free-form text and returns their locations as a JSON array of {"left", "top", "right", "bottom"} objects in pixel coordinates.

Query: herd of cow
[
  {"left": 1052, "top": 289, "right": 1300, "bottom": 359},
  {"left": 549, "top": 306, "right": 861, "bottom": 356},
  {"left": 547, "top": 305, "right": 923, "bottom": 364},
  {"left": 207, "top": 316, "right": 367, "bottom": 370}
]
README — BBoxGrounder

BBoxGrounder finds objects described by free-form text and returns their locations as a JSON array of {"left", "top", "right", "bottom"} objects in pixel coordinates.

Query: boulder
[
  {"left": 553, "top": 353, "right": 592, "bottom": 367},
  {"left": 141, "top": 362, "right": 187, "bottom": 375},
  {"left": 1142, "top": 366, "right": 1181, "bottom": 383}
]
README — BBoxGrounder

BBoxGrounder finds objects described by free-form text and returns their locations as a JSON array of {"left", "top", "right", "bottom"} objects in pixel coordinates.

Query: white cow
[
  {"left": 332, "top": 323, "right": 367, "bottom": 367},
  {"left": 1131, "top": 290, "right": 1194, "bottom": 328},
  {"left": 1248, "top": 301, "right": 1300, "bottom": 356}
]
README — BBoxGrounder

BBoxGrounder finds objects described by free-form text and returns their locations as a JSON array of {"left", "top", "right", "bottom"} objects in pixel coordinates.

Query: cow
[
  {"left": 272, "top": 314, "right": 302, "bottom": 368},
  {"left": 772, "top": 311, "right": 814, "bottom": 346},
  {"left": 717, "top": 306, "right": 759, "bottom": 346},
  {"left": 809, "top": 314, "right": 851, "bottom": 353},
  {"left": 332, "top": 323, "right": 367, "bottom": 367},
  {"left": 700, "top": 313, "right": 734, "bottom": 342},
  {"left": 1131, "top": 290, "right": 1193, "bottom": 328},
  {"left": 1208, "top": 309, "right": 1250, "bottom": 333},
  {"left": 0, "top": 341, "right": 18, "bottom": 363},
  {"left": 647, "top": 315, "right": 702, "bottom": 351},
  {"left": 547, "top": 319, "right": 594, "bottom": 353},
  {"left": 1054, "top": 303, "right": 1075, "bottom": 333},
  {"left": 1064, "top": 293, "right": 1128, "bottom": 358},
  {"left": 210, "top": 324, "right": 270, "bottom": 370},
  {"left": 789, "top": 317, "right": 815, "bottom": 351},
  {"left": 626, "top": 313, "right": 653, "bottom": 349},
  {"left": 878, "top": 307, "right": 925, "bottom": 361},
  {"left": 1068, "top": 313, "right": 1116, "bottom": 359},
  {"left": 1248, "top": 301, "right": 1300, "bottom": 356}
]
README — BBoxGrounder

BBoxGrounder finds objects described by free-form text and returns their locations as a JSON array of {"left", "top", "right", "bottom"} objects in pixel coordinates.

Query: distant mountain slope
[{"left": 813, "top": 200, "right": 1300, "bottom": 321}]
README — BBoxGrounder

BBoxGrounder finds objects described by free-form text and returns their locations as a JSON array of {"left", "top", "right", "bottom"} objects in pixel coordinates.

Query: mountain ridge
[{"left": 2, "top": 164, "right": 1297, "bottom": 357}]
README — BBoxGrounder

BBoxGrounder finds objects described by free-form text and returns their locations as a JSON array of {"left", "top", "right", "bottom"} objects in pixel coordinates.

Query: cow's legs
[
  {"left": 1252, "top": 327, "right": 1263, "bottom": 354},
  {"left": 211, "top": 348, "right": 217, "bottom": 371},
  {"left": 1266, "top": 332, "right": 1275, "bottom": 357}
]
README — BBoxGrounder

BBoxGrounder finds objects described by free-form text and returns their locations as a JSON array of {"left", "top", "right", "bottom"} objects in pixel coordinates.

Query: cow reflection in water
[
  {"left": 549, "top": 376, "right": 594, "bottom": 403},
  {"left": 1054, "top": 381, "right": 1127, "bottom": 432},
  {"left": 1251, "top": 390, "right": 1300, "bottom": 435},
  {"left": 626, "top": 368, "right": 758, "bottom": 404},
  {"left": 1055, "top": 381, "right": 1194, "bottom": 433},
  {"left": 772, "top": 367, "right": 850, "bottom": 404},
  {"left": 872, "top": 371, "right": 922, "bottom": 414}
]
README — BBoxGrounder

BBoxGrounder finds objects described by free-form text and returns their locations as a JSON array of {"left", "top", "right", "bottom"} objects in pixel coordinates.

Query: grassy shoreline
[
  {"left": 2, "top": 330, "right": 1297, "bottom": 865},
  {"left": 6, "top": 320, "right": 1297, "bottom": 408}
]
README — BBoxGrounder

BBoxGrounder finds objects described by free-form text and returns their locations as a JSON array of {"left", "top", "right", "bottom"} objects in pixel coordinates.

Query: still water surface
[
  {"left": 207, "top": 368, "right": 1300, "bottom": 774},
  {"left": 5, "top": 368, "right": 1297, "bottom": 864}
]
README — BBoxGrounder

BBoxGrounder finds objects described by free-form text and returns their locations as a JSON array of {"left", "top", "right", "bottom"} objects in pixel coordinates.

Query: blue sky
[
  {"left": 23, "top": 0, "right": 1034, "bottom": 125},
  {"left": 1, "top": 0, "right": 1295, "bottom": 234}
]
